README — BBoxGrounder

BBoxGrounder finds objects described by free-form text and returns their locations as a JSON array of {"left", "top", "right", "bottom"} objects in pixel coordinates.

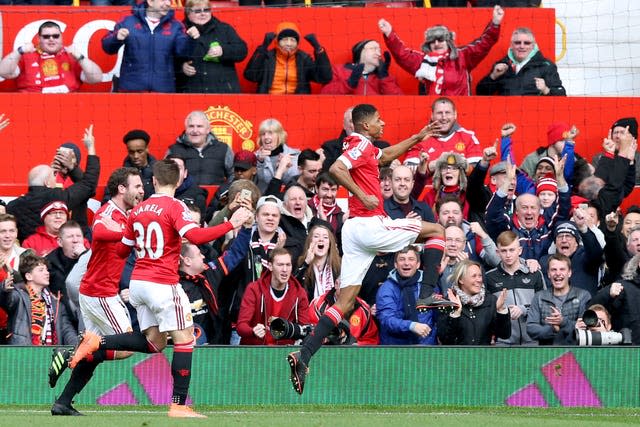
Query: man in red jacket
[{"left": 237, "top": 248, "right": 310, "bottom": 345}]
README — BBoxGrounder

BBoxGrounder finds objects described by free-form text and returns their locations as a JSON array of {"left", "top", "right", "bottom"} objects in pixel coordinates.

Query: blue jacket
[
  {"left": 102, "top": 3, "right": 193, "bottom": 92},
  {"left": 376, "top": 270, "right": 437, "bottom": 345}
]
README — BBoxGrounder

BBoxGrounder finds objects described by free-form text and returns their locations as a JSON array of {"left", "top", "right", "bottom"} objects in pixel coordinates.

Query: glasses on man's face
[
  {"left": 189, "top": 7, "right": 211, "bottom": 14},
  {"left": 512, "top": 40, "right": 532, "bottom": 46},
  {"left": 430, "top": 37, "right": 446, "bottom": 43},
  {"left": 41, "top": 33, "right": 61, "bottom": 40}
]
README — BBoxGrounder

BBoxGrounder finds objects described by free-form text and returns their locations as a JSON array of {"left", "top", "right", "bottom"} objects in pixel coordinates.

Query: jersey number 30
[{"left": 133, "top": 221, "right": 165, "bottom": 259}]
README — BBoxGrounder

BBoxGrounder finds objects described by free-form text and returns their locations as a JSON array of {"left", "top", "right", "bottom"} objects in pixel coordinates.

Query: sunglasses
[
  {"left": 189, "top": 7, "right": 211, "bottom": 13},
  {"left": 40, "top": 33, "right": 61, "bottom": 40},
  {"left": 430, "top": 37, "right": 446, "bottom": 43},
  {"left": 512, "top": 40, "right": 533, "bottom": 46}
]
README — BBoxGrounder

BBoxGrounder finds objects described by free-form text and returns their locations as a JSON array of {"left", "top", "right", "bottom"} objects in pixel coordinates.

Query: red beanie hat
[
  {"left": 536, "top": 173, "right": 558, "bottom": 195},
  {"left": 547, "top": 122, "right": 572, "bottom": 147}
]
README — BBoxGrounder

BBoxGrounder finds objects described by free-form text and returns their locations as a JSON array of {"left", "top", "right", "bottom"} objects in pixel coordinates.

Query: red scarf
[{"left": 28, "top": 286, "right": 57, "bottom": 345}]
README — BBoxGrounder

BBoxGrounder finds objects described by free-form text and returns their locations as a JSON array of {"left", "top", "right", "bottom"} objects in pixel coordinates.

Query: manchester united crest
[{"left": 203, "top": 106, "right": 254, "bottom": 152}]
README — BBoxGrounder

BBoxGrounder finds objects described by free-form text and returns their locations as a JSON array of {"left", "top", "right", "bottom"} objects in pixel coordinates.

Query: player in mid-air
[
  {"left": 49, "top": 167, "right": 144, "bottom": 416},
  {"left": 288, "top": 104, "right": 455, "bottom": 394},
  {"left": 68, "top": 160, "right": 253, "bottom": 418}
]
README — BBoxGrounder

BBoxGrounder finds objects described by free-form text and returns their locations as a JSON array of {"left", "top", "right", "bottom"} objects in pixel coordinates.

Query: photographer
[
  {"left": 575, "top": 304, "right": 632, "bottom": 346},
  {"left": 236, "top": 248, "right": 310, "bottom": 345},
  {"left": 590, "top": 253, "right": 640, "bottom": 344}
]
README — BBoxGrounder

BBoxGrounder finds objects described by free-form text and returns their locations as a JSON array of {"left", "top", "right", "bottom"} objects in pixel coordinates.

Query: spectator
[
  {"left": 308, "top": 173, "right": 344, "bottom": 239},
  {"left": 101, "top": 0, "right": 193, "bottom": 92},
  {"left": 205, "top": 149, "right": 258, "bottom": 222},
  {"left": 486, "top": 231, "right": 546, "bottom": 345},
  {"left": 280, "top": 185, "right": 325, "bottom": 263},
  {"left": 218, "top": 195, "right": 285, "bottom": 345},
  {"left": 51, "top": 142, "right": 82, "bottom": 189},
  {"left": 0, "top": 253, "right": 77, "bottom": 346},
  {"left": 0, "top": 21, "right": 102, "bottom": 93},
  {"left": 255, "top": 118, "right": 300, "bottom": 193},
  {"left": 541, "top": 220, "right": 603, "bottom": 297},
  {"left": 45, "top": 220, "right": 89, "bottom": 330},
  {"left": 519, "top": 122, "right": 590, "bottom": 189},
  {"left": 166, "top": 155, "right": 208, "bottom": 217},
  {"left": 403, "top": 97, "right": 482, "bottom": 172},
  {"left": 376, "top": 245, "right": 437, "bottom": 345},
  {"left": 379, "top": 167, "right": 394, "bottom": 200},
  {"left": 437, "top": 225, "right": 467, "bottom": 297},
  {"left": 179, "top": 219, "right": 252, "bottom": 345},
  {"left": 476, "top": 27, "right": 566, "bottom": 96},
  {"left": 438, "top": 259, "right": 510, "bottom": 345},
  {"left": 526, "top": 254, "right": 591, "bottom": 345},
  {"left": 378, "top": 5, "right": 504, "bottom": 95},
  {"left": 592, "top": 117, "right": 640, "bottom": 185},
  {"left": 384, "top": 165, "right": 435, "bottom": 222},
  {"left": 0, "top": 214, "right": 28, "bottom": 344},
  {"left": 321, "top": 39, "right": 401, "bottom": 95},
  {"left": 244, "top": 22, "right": 332, "bottom": 94},
  {"left": 417, "top": 152, "right": 470, "bottom": 218},
  {"left": 590, "top": 258, "right": 640, "bottom": 344},
  {"left": 177, "top": 0, "right": 247, "bottom": 93},
  {"left": 22, "top": 202, "right": 70, "bottom": 257},
  {"left": 320, "top": 106, "right": 390, "bottom": 173},
  {"left": 485, "top": 160, "right": 571, "bottom": 260},
  {"left": 167, "top": 110, "right": 233, "bottom": 185},
  {"left": 265, "top": 149, "right": 322, "bottom": 199},
  {"left": 295, "top": 224, "right": 340, "bottom": 302},
  {"left": 7, "top": 125, "right": 99, "bottom": 242},
  {"left": 435, "top": 195, "right": 500, "bottom": 269},
  {"left": 236, "top": 248, "right": 310, "bottom": 345},
  {"left": 122, "top": 129, "right": 156, "bottom": 199}
]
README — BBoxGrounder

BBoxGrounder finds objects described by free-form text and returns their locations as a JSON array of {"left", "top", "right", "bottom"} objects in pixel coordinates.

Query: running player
[
  {"left": 49, "top": 167, "right": 144, "bottom": 416},
  {"left": 68, "top": 160, "right": 253, "bottom": 418}
]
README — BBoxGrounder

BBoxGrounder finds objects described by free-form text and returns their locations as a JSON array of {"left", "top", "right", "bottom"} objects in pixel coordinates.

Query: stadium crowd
[{"left": 0, "top": 0, "right": 635, "bottom": 414}]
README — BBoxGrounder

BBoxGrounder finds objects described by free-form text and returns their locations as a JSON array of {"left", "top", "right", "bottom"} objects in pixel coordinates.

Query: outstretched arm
[{"left": 379, "top": 122, "right": 442, "bottom": 165}]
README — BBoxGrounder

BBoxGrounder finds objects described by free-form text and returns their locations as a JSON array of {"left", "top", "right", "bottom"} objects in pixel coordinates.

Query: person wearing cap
[
  {"left": 121, "top": 129, "right": 156, "bottom": 200},
  {"left": 378, "top": 5, "right": 504, "bottom": 95},
  {"left": 592, "top": 117, "right": 640, "bottom": 185},
  {"left": 204, "top": 150, "right": 258, "bottom": 224},
  {"left": 177, "top": 0, "right": 247, "bottom": 94},
  {"left": 321, "top": 39, "right": 401, "bottom": 95},
  {"left": 101, "top": 0, "right": 194, "bottom": 93},
  {"left": 403, "top": 97, "right": 482, "bottom": 173},
  {"left": 167, "top": 110, "right": 233, "bottom": 185},
  {"left": 541, "top": 219, "right": 603, "bottom": 297},
  {"left": 476, "top": 27, "right": 566, "bottom": 96},
  {"left": 244, "top": 22, "right": 332, "bottom": 94},
  {"left": 418, "top": 152, "right": 471, "bottom": 219},
  {"left": 22, "top": 201, "right": 72, "bottom": 257},
  {"left": 0, "top": 21, "right": 102, "bottom": 93},
  {"left": 536, "top": 172, "right": 558, "bottom": 208},
  {"left": 7, "top": 124, "right": 99, "bottom": 242},
  {"left": 519, "top": 122, "right": 593, "bottom": 190}
]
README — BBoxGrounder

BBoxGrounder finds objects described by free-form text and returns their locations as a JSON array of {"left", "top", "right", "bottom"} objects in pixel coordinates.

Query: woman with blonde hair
[
  {"left": 254, "top": 118, "right": 300, "bottom": 192},
  {"left": 438, "top": 259, "right": 511, "bottom": 345}
]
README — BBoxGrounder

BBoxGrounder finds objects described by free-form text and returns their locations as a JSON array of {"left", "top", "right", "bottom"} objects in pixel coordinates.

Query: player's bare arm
[
  {"left": 329, "top": 159, "right": 378, "bottom": 211},
  {"left": 379, "top": 121, "right": 443, "bottom": 165}
]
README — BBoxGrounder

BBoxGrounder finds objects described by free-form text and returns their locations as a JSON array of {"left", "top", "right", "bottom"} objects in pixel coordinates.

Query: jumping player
[
  {"left": 49, "top": 167, "right": 144, "bottom": 416},
  {"left": 287, "top": 104, "right": 453, "bottom": 394},
  {"left": 68, "top": 160, "right": 253, "bottom": 418}
]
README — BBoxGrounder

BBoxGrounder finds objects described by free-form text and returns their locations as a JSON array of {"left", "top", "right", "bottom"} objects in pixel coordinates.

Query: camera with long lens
[
  {"left": 582, "top": 309, "right": 600, "bottom": 328},
  {"left": 575, "top": 328, "right": 632, "bottom": 345},
  {"left": 269, "top": 317, "right": 314, "bottom": 340}
]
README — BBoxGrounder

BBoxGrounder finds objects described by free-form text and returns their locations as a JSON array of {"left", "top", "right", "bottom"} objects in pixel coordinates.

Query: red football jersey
[
  {"left": 404, "top": 126, "right": 482, "bottom": 165},
  {"left": 80, "top": 200, "right": 129, "bottom": 297},
  {"left": 337, "top": 133, "right": 385, "bottom": 218},
  {"left": 121, "top": 194, "right": 198, "bottom": 285}
]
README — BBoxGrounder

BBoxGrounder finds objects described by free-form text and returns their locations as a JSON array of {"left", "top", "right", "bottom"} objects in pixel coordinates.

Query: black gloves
[
  {"left": 304, "top": 33, "right": 321, "bottom": 51},
  {"left": 347, "top": 63, "right": 364, "bottom": 88},
  {"left": 262, "top": 32, "right": 276, "bottom": 49},
  {"left": 376, "top": 51, "right": 391, "bottom": 79}
]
